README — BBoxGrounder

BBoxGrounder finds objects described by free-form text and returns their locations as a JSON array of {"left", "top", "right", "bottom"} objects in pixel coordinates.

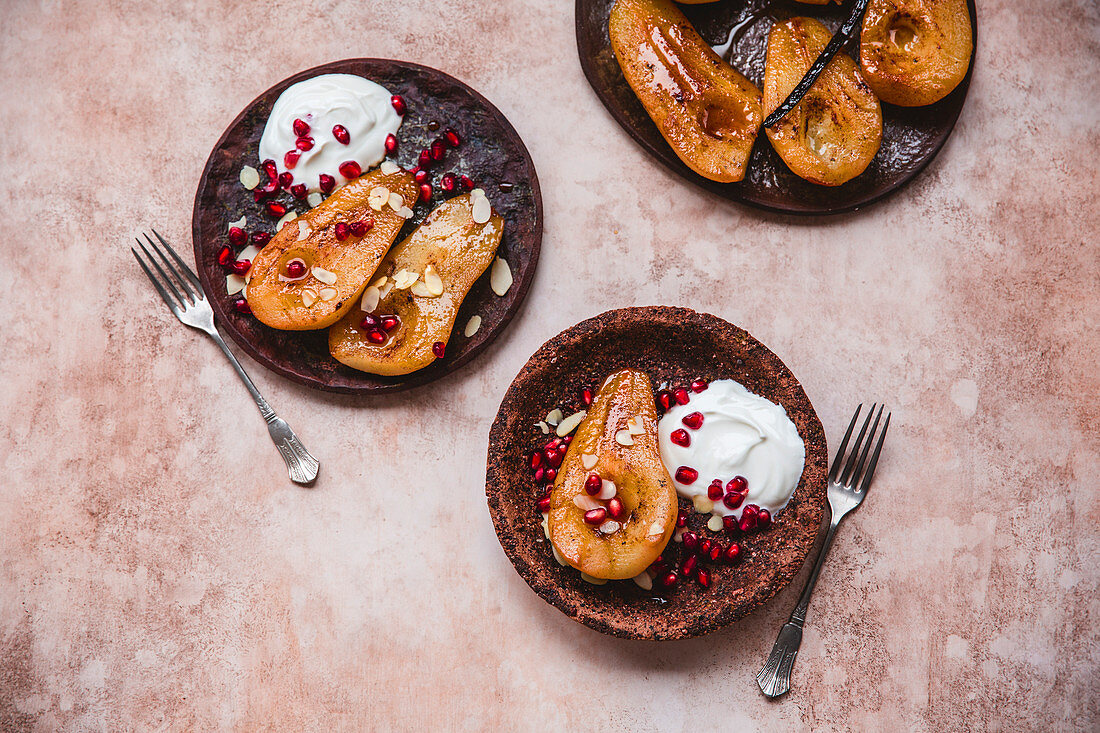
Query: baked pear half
[
  {"left": 549, "top": 369, "right": 678, "bottom": 581},
  {"left": 328, "top": 191, "right": 503, "bottom": 376},
  {"left": 246, "top": 167, "right": 417, "bottom": 330},
  {"left": 764, "top": 17, "right": 882, "bottom": 186},
  {"left": 609, "top": 0, "right": 763, "bottom": 183},
  {"left": 860, "top": 0, "right": 973, "bottom": 106}
]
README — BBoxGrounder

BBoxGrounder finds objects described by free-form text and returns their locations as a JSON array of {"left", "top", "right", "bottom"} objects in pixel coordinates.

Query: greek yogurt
[
  {"left": 657, "top": 379, "right": 804, "bottom": 519},
  {"left": 259, "top": 73, "right": 402, "bottom": 193}
]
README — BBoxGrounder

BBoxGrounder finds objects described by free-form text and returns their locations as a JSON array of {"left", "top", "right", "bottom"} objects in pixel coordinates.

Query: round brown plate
[
  {"left": 576, "top": 0, "right": 978, "bottom": 215},
  {"left": 486, "top": 307, "right": 828, "bottom": 639},
  {"left": 193, "top": 59, "right": 542, "bottom": 393}
]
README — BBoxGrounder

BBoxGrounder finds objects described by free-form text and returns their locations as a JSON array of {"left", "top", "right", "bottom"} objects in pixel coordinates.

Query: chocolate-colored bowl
[
  {"left": 486, "top": 307, "right": 828, "bottom": 639},
  {"left": 576, "top": 0, "right": 978, "bottom": 215},
  {"left": 193, "top": 59, "right": 542, "bottom": 393}
]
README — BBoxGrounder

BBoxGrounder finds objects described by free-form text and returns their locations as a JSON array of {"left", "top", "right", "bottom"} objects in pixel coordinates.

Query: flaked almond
[
  {"left": 360, "top": 286, "right": 381, "bottom": 312},
  {"left": 319, "top": 287, "right": 338, "bottom": 302},
  {"left": 423, "top": 264, "right": 444, "bottom": 296},
  {"left": 410, "top": 281, "right": 432, "bottom": 297},
  {"left": 598, "top": 520, "right": 621, "bottom": 535},
  {"left": 311, "top": 267, "right": 337, "bottom": 285},
  {"left": 581, "top": 453, "right": 598, "bottom": 470},
  {"left": 692, "top": 496, "right": 714, "bottom": 514},
  {"left": 597, "top": 479, "right": 616, "bottom": 501},
  {"left": 370, "top": 275, "right": 389, "bottom": 289},
  {"left": 464, "top": 315, "right": 482, "bottom": 337},
  {"left": 296, "top": 223, "right": 312, "bottom": 241},
  {"left": 534, "top": 420, "right": 550, "bottom": 435},
  {"left": 307, "top": 192, "right": 324, "bottom": 208},
  {"left": 368, "top": 186, "right": 389, "bottom": 211},
  {"left": 276, "top": 211, "right": 298, "bottom": 230},
  {"left": 471, "top": 193, "right": 492, "bottom": 224},
  {"left": 540, "top": 514, "right": 550, "bottom": 540},
  {"left": 614, "top": 429, "right": 634, "bottom": 446},
  {"left": 580, "top": 573, "right": 608, "bottom": 586},
  {"left": 555, "top": 409, "right": 586, "bottom": 436},
  {"left": 378, "top": 280, "right": 394, "bottom": 300},
  {"left": 380, "top": 160, "right": 401, "bottom": 175},
  {"left": 490, "top": 257, "right": 512, "bottom": 296},
  {"left": 387, "top": 191, "right": 404, "bottom": 210},
  {"left": 673, "top": 528, "right": 684, "bottom": 542},
  {"left": 396, "top": 206, "right": 414, "bottom": 219},
  {"left": 545, "top": 408, "right": 563, "bottom": 426},
  {"left": 226, "top": 274, "right": 246, "bottom": 296},
  {"left": 239, "top": 165, "right": 260, "bottom": 190},
  {"left": 228, "top": 216, "right": 246, "bottom": 230},
  {"left": 646, "top": 520, "right": 666, "bottom": 541},
  {"left": 573, "top": 494, "right": 601, "bottom": 512},
  {"left": 392, "top": 269, "right": 419, "bottom": 289},
  {"left": 300, "top": 288, "right": 317, "bottom": 307},
  {"left": 552, "top": 545, "right": 568, "bottom": 567},
  {"left": 627, "top": 416, "right": 646, "bottom": 435},
  {"left": 633, "top": 572, "right": 654, "bottom": 591},
  {"left": 238, "top": 244, "right": 261, "bottom": 262}
]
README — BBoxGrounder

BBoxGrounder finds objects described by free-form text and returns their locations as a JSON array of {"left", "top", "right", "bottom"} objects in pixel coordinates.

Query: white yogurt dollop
[
  {"left": 657, "top": 379, "right": 805, "bottom": 519},
  {"left": 259, "top": 73, "right": 402, "bottom": 193}
]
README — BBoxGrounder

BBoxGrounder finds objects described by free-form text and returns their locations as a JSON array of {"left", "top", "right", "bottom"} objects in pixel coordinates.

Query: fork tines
[
  {"left": 828, "top": 403, "right": 890, "bottom": 491},
  {"left": 130, "top": 229, "right": 206, "bottom": 314}
]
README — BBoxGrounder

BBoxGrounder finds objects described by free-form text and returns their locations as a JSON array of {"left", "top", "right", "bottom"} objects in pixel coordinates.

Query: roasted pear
[
  {"left": 549, "top": 369, "right": 678, "bottom": 580},
  {"left": 328, "top": 191, "right": 503, "bottom": 376},
  {"left": 609, "top": 0, "right": 764, "bottom": 183},
  {"left": 245, "top": 167, "right": 417, "bottom": 331},
  {"left": 860, "top": 0, "right": 973, "bottom": 106},
  {"left": 764, "top": 17, "right": 882, "bottom": 186}
]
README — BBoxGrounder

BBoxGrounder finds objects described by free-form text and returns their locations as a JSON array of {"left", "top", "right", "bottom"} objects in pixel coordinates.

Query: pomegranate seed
[
  {"left": 228, "top": 227, "right": 247, "bottom": 247},
  {"left": 289, "top": 183, "right": 307, "bottom": 199},
  {"left": 659, "top": 572, "right": 678, "bottom": 588},
  {"left": 418, "top": 149, "right": 432, "bottom": 168},
  {"left": 682, "top": 532, "right": 698, "bottom": 551},
  {"left": 534, "top": 467, "right": 545, "bottom": 482},
  {"left": 581, "top": 387, "right": 594, "bottom": 406},
  {"left": 278, "top": 171, "right": 293, "bottom": 189},
  {"left": 742, "top": 504, "right": 759, "bottom": 520},
  {"left": 349, "top": 219, "right": 372, "bottom": 237},
  {"left": 332, "top": 124, "right": 350, "bottom": 144},
  {"left": 698, "top": 539, "right": 712, "bottom": 557},
  {"left": 544, "top": 448, "right": 563, "bottom": 468},
  {"left": 384, "top": 133, "right": 397, "bottom": 153},
  {"left": 670, "top": 429, "right": 691, "bottom": 447},
  {"left": 361, "top": 314, "right": 379, "bottom": 328},
  {"left": 584, "top": 473, "right": 601, "bottom": 495},
  {"left": 284, "top": 150, "right": 300, "bottom": 169},
  {"left": 319, "top": 174, "right": 336, "bottom": 193},
  {"left": 723, "top": 516, "right": 739, "bottom": 534},
  {"left": 413, "top": 169, "right": 429, "bottom": 184},
  {"left": 725, "top": 542, "right": 742, "bottom": 563},
  {"left": 583, "top": 508, "right": 607, "bottom": 525},
  {"left": 432, "top": 341, "right": 446, "bottom": 359},
  {"left": 739, "top": 513, "right": 758, "bottom": 533},
  {"left": 544, "top": 439, "right": 562, "bottom": 453},
  {"left": 367, "top": 329, "right": 387, "bottom": 344},
  {"left": 530, "top": 452, "right": 543, "bottom": 470},
  {"left": 231, "top": 259, "right": 250, "bottom": 276},
  {"left": 292, "top": 118, "right": 310, "bottom": 137},
  {"left": 607, "top": 496, "right": 627, "bottom": 521},
  {"left": 261, "top": 159, "right": 277, "bottom": 181},
  {"left": 757, "top": 508, "right": 772, "bottom": 529},
  {"left": 419, "top": 183, "right": 432, "bottom": 202},
  {"left": 217, "top": 245, "right": 233, "bottom": 267},
  {"left": 537, "top": 496, "right": 551, "bottom": 512},
  {"left": 656, "top": 390, "right": 674, "bottom": 411},
  {"left": 676, "top": 510, "right": 688, "bottom": 528},
  {"left": 544, "top": 468, "right": 557, "bottom": 482},
  {"left": 409, "top": 165, "right": 420, "bottom": 177},
  {"left": 380, "top": 315, "right": 399, "bottom": 331},
  {"left": 286, "top": 261, "right": 306, "bottom": 278},
  {"left": 674, "top": 388, "right": 690, "bottom": 405},
  {"left": 440, "top": 173, "right": 457, "bottom": 192},
  {"left": 681, "top": 555, "right": 698, "bottom": 577},
  {"left": 391, "top": 94, "right": 406, "bottom": 115},
  {"left": 444, "top": 128, "right": 461, "bottom": 147},
  {"left": 707, "top": 480, "right": 723, "bottom": 501},
  {"left": 295, "top": 136, "right": 314, "bottom": 152},
  {"left": 726, "top": 475, "right": 748, "bottom": 494},
  {"left": 251, "top": 231, "right": 271, "bottom": 245},
  {"left": 460, "top": 175, "right": 474, "bottom": 191},
  {"left": 649, "top": 556, "right": 667, "bottom": 574},
  {"left": 696, "top": 568, "right": 711, "bottom": 588},
  {"left": 430, "top": 139, "right": 446, "bottom": 161},
  {"left": 265, "top": 201, "right": 286, "bottom": 218},
  {"left": 674, "top": 466, "right": 698, "bottom": 484},
  {"left": 723, "top": 491, "right": 744, "bottom": 510},
  {"left": 690, "top": 379, "right": 709, "bottom": 393},
  {"left": 233, "top": 298, "right": 252, "bottom": 315},
  {"left": 338, "top": 161, "right": 361, "bottom": 179},
  {"left": 333, "top": 222, "right": 349, "bottom": 241},
  {"left": 563, "top": 435, "right": 573, "bottom": 445},
  {"left": 708, "top": 543, "right": 723, "bottom": 563},
  {"left": 682, "top": 412, "right": 704, "bottom": 430}
]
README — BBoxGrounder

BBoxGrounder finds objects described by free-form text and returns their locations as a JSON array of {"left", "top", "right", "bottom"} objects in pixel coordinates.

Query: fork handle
[
  {"left": 208, "top": 330, "right": 319, "bottom": 485},
  {"left": 757, "top": 516, "right": 841, "bottom": 698}
]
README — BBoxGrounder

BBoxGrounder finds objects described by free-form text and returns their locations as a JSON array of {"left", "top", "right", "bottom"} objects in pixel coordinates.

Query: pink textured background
[{"left": 1, "top": 0, "right": 1097, "bottom": 730}]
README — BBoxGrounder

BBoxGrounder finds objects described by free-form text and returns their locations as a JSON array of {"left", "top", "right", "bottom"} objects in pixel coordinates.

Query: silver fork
[
  {"left": 131, "top": 230, "right": 319, "bottom": 485},
  {"left": 756, "top": 403, "right": 890, "bottom": 698}
]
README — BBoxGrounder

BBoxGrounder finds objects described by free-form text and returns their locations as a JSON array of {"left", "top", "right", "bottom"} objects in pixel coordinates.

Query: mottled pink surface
[{"left": 1, "top": 0, "right": 1097, "bottom": 730}]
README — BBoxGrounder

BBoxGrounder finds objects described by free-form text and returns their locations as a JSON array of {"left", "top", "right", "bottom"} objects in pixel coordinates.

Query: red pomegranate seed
[
  {"left": 534, "top": 467, "right": 545, "bottom": 482},
  {"left": 649, "top": 556, "right": 667, "bottom": 574},
  {"left": 584, "top": 507, "right": 607, "bottom": 525},
  {"left": 217, "top": 245, "right": 233, "bottom": 267},
  {"left": 444, "top": 128, "right": 461, "bottom": 147},
  {"left": 338, "top": 161, "right": 361, "bottom": 179},
  {"left": 286, "top": 261, "right": 306, "bottom": 278},
  {"left": 381, "top": 315, "right": 399, "bottom": 331},
  {"left": 676, "top": 510, "right": 688, "bottom": 528},
  {"left": 418, "top": 149, "right": 432, "bottom": 168},
  {"left": 739, "top": 512, "right": 758, "bottom": 533},
  {"left": 530, "top": 452, "right": 543, "bottom": 470},
  {"left": 544, "top": 467, "right": 557, "bottom": 482},
  {"left": 681, "top": 555, "right": 698, "bottom": 577},
  {"left": 726, "top": 475, "right": 748, "bottom": 494},
  {"left": 413, "top": 169, "right": 429, "bottom": 184},
  {"left": 657, "top": 390, "right": 674, "bottom": 411},
  {"left": 290, "top": 184, "right": 308, "bottom": 199},
  {"left": 332, "top": 124, "right": 350, "bottom": 144},
  {"left": 460, "top": 175, "right": 474, "bottom": 191},
  {"left": 261, "top": 159, "right": 277, "bottom": 181},
  {"left": 295, "top": 136, "right": 314, "bottom": 152},
  {"left": 607, "top": 496, "right": 627, "bottom": 521},
  {"left": 707, "top": 480, "right": 723, "bottom": 501},
  {"left": 278, "top": 171, "right": 293, "bottom": 189},
  {"left": 674, "top": 466, "right": 698, "bottom": 484},
  {"left": 725, "top": 542, "right": 743, "bottom": 563},
  {"left": 384, "top": 133, "right": 397, "bottom": 153},
  {"left": 251, "top": 231, "right": 271, "bottom": 245},
  {"left": 228, "top": 227, "right": 247, "bottom": 247},
  {"left": 265, "top": 201, "right": 286, "bottom": 218},
  {"left": 432, "top": 341, "right": 445, "bottom": 359},
  {"left": 334, "top": 222, "right": 349, "bottom": 241},
  {"left": 757, "top": 508, "right": 772, "bottom": 529},
  {"left": 440, "top": 173, "right": 457, "bottom": 193},
  {"left": 682, "top": 531, "right": 698, "bottom": 551},
  {"left": 659, "top": 572, "right": 678, "bottom": 588},
  {"left": 742, "top": 504, "right": 759, "bottom": 520},
  {"left": 349, "top": 219, "right": 372, "bottom": 237},
  {"left": 708, "top": 543, "right": 723, "bottom": 563},
  {"left": 544, "top": 439, "right": 562, "bottom": 453},
  {"left": 430, "top": 139, "right": 446, "bottom": 161},
  {"left": 419, "top": 183, "right": 432, "bottom": 202},
  {"left": 696, "top": 568, "right": 711, "bottom": 588},
  {"left": 284, "top": 150, "right": 300, "bottom": 169},
  {"left": 537, "top": 496, "right": 551, "bottom": 512},
  {"left": 723, "top": 516, "right": 739, "bottom": 534},
  {"left": 544, "top": 448, "right": 563, "bottom": 468},
  {"left": 231, "top": 259, "right": 250, "bottom": 276},
  {"left": 690, "top": 379, "right": 709, "bottom": 393},
  {"left": 234, "top": 298, "right": 252, "bottom": 314},
  {"left": 674, "top": 388, "right": 690, "bottom": 405},
  {"left": 670, "top": 429, "right": 691, "bottom": 447},
  {"left": 391, "top": 94, "right": 406, "bottom": 115},
  {"left": 292, "top": 118, "right": 310, "bottom": 137},
  {"left": 584, "top": 473, "right": 601, "bottom": 495},
  {"left": 259, "top": 177, "right": 280, "bottom": 195},
  {"left": 562, "top": 435, "right": 573, "bottom": 445},
  {"left": 682, "top": 412, "right": 704, "bottom": 430},
  {"left": 698, "top": 538, "right": 712, "bottom": 556},
  {"left": 367, "top": 329, "right": 387, "bottom": 344},
  {"left": 361, "top": 314, "right": 379, "bottom": 329},
  {"left": 723, "top": 491, "right": 744, "bottom": 510},
  {"left": 319, "top": 174, "right": 336, "bottom": 193}
]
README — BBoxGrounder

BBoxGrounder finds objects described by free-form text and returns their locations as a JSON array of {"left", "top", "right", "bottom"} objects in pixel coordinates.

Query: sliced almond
[
  {"left": 359, "top": 285, "right": 381, "bottom": 312},
  {"left": 646, "top": 520, "right": 666, "bottom": 541},
  {"left": 490, "top": 257, "right": 512, "bottom": 296},
  {"left": 580, "top": 573, "right": 608, "bottom": 586},
  {"left": 387, "top": 191, "right": 404, "bottom": 211},
  {"left": 627, "top": 416, "right": 646, "bottom": 435},
  {"left": 307, "top": 192, "right": 324, "bottom": 208},
  {"left": 296, "top": 223, "right": 312, "bottom": 241},
  {"left": 555, "top": 410, "right": 586, "bottom": 437},
  {"left": 692, "top": 496, "right": 714, "bottom": 514},
  {"left": 237, "top": 244, "right": 261, "bottom": 262},
  {"left": 378, "top": 280, "right": 394, "bottom": 300},
  {"left": 581, "top": 454, "right": 598, "bottom": 471},
  {"left": 573, "top": 494, "right": 601, "bottom": 512},
  {"left": 614, "top": 430, "right": 634, "bottom": 446},
  {"left": 423, "top": 264, "right": 444, "bottom": 296},
  {"left": 552, "top": 544, "right": 568, "bottom": 567},
  {"left": 319, "top": 287, "right": 338, "bottom": 302},
  {"left": 464, "top": 315, "right": 482, "bottom": 337},
  {"left": 392, "top": 269, "right": 419, "bottom": 290},
  {"left": 276, "top": 210, "right": 298, "bottom": 230},
  {"left": 311, "top": 267, "right": 337, "bottom": 285},
  {"left": 597, "top": 480, "right": 616, "bottom": 501},
  {"left": 540, "top": 513, "right": 550, "bottom": 539},
  {"left": 239, "top": 165, "right": 260, "bottom": 190},
  {"left": 632, "top": 572, "right": 654, "bottom": 591},
  {"left": 368, "top": 186, "right": 389, "bottom": 211},
  {"left": 534, "top": 420, "right": 550, "bottom": 435},
  {"left": 300, "top": 289, "right": 317, "bottom": 307},
  {"left": 598, "top": 520, "right": 620, "bottom": 535},
  {"left": 545, "top": 408, "right": 563, "bottom": 426},
  {"left": 228, "top": 216, "right": 246, "bottom": 230},
  {"left": 380, "top": 160, "right": 401, "bottom": 175},
  {"left": 707, "top": 514, "right": 725, "bottom": 532},
  {"left": 410, "top": 280, "right": 432, "bottom": 297},
  {"left": 397, "top": 206, "right": 414, "bottom": 219},
  {"left": 226, "top": 274, "right": 246, "bottom": 296},
  {"left": 471, "top": 194, "right": 492, "bottom": 224},
  {"left": 672, "top": 528, "right": 684, "bottom": 543},
  {"left": 369, "top": 275, "right": 389, "bottom": 289}
]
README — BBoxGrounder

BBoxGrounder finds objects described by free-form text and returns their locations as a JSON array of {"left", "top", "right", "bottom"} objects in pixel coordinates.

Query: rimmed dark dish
[
  {"left": 486, "top": 307, "right": 828, "bottom": 639},
  {"left": 575, "top": 0, "right": 978, "bottom": 215},
  {"left": 193, "top": 59, "right": 542, "bottom": 393}
]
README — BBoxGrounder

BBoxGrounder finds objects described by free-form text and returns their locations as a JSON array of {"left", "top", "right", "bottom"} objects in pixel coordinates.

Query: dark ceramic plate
[
  {"left": 576, "top": 0, "right": 978, "bottom": 214},
  {"left": 486, "top": 307, "right": 828, "bottom": 639},
  {"left": 193, "top": 59, "right": 542, "bottom": 393}
]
